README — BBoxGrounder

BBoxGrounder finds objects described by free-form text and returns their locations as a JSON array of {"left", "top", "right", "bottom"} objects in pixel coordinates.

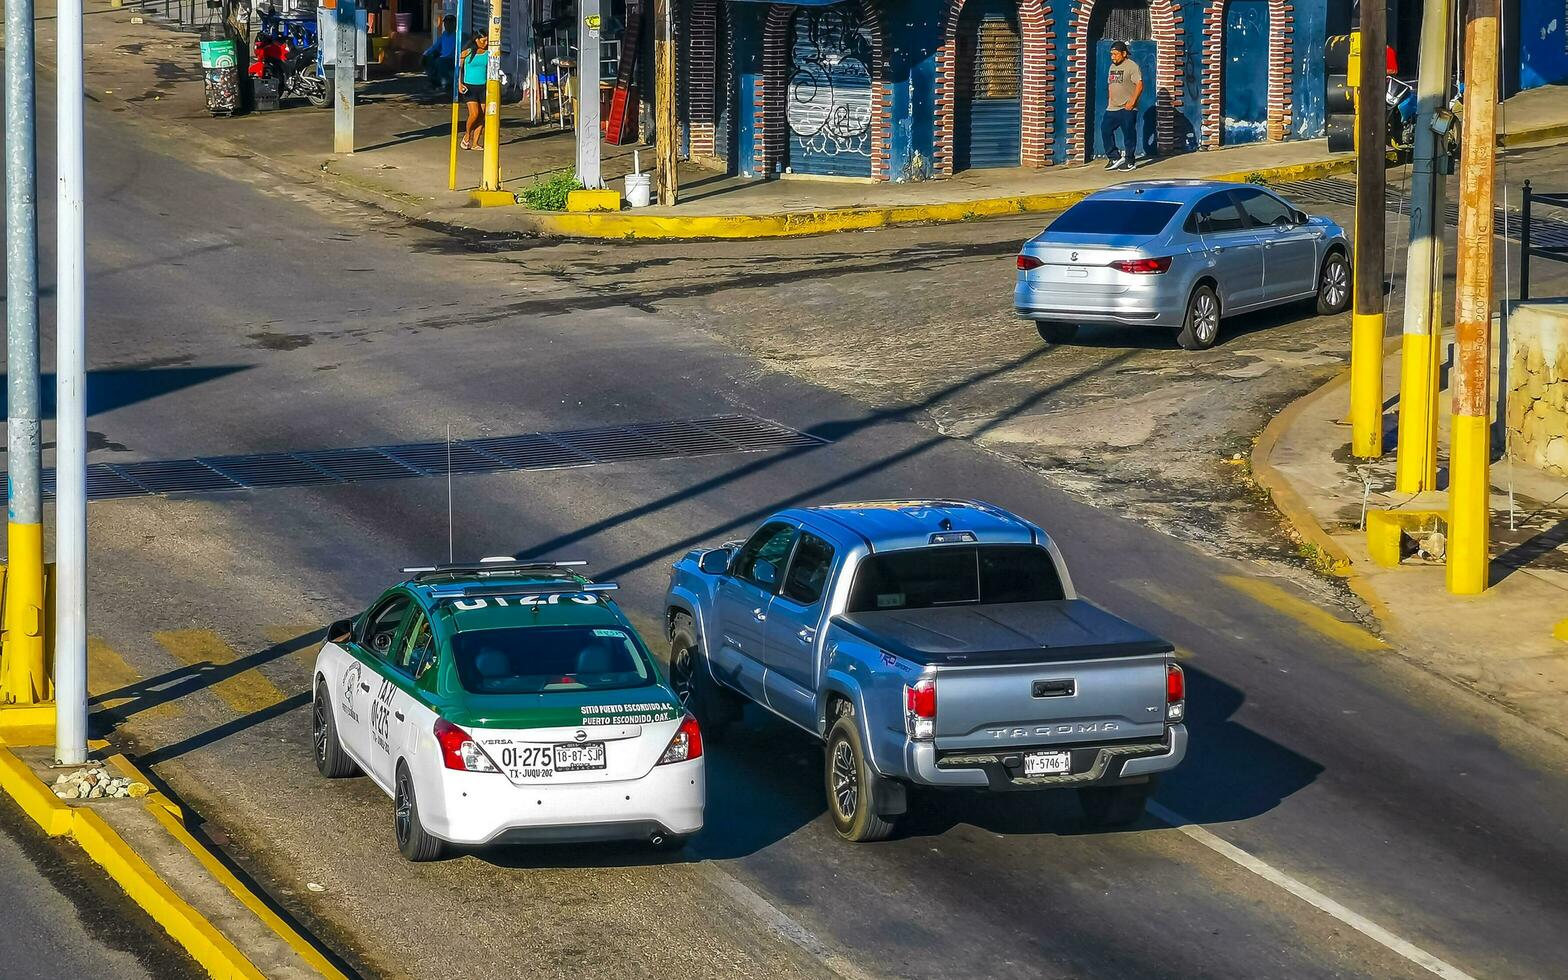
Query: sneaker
[
  {"left": 1104, "top": 156, "right": 1120, "bottom": 170},
  {"left": 1117, "top": 157, "right": 1138, "bottom": 171}
]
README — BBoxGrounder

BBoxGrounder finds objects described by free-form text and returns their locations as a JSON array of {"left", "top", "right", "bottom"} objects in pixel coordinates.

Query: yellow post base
[
  {"left": 1365, "top": 509, "right": 1447, "bottom": 567},
  {"left": 566, "top": 189, "right": 623, "bottom": 213},
  {"left": 1446, "top": 413, "right": 1491, "bottom": 594},
  {"left": 469, "top": 190, "right": 517, "bottom": 208},
  {"left": 1393, "top": 329, "right": 1440, "bottom": 492},
  {"left": 2, "top": 523, "right": 50, "bottom": 704},
  {"left": 1349, "top": 310, "right": 1386, "bottom": 458},
  {"left": 1554, "top": 619, "right": 1568, "bottom": 644},
  {"left": 0, "top": 702, "right": 58, "bottom": 748}
]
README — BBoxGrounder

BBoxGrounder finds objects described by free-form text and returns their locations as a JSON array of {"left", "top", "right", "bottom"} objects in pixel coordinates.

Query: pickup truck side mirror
[
  {"left": 753, "top": 559, "right": 779, "bottom": 589},
  {"left": 698, "top": 548, "right": 731, "bottom": 575},
  {"left": 1293, "top": 209, "right": 1309, "bottom": 225},
  {"left": 326, "top": 618, "right": 354, "bottom": 643}
]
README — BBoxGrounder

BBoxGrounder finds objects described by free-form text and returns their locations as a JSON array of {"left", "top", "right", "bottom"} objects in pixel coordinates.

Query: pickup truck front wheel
[
  {"left": 825, "top": 716, "right": 897, "bottom": 843},
  {"left": 1077, "top": 777, "right": 1156, "bottom": 828},
  {"left": 670, "top": 617, "right": 742, "bottom": 740}
]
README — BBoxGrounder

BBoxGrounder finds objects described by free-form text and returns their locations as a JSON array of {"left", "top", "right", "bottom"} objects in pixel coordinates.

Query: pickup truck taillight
[
  {"left": 905, "top": 678, "right": 936, "bottom": 740},
  {"left": 1166, "top": 664, "right": 1185, "bottom": 723}
]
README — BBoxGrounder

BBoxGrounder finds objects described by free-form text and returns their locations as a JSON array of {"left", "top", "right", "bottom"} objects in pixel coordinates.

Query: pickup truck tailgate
[
  {"left": 934, "top": 657, "right": 1169, "bottom": 749},
  {"left": 834, "top": 599, "right": 1173, "bottom": 750}
]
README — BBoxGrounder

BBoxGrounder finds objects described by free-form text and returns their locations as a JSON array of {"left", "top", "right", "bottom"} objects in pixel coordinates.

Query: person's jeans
[
  {"left": 1101, "top": 108, "right": 1138, "bottom": 161},
  {"left": 424, "top": 54, "right": 453, "bottom": 89}
]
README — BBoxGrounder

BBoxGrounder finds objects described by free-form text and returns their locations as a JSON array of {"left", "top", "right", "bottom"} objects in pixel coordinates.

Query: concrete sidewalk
[
  {"left": 73, "top": 1, "right": 1568, "bottom": 238},
  {"left": 1254, "top": 338, "right": 1568, "bottom": 745}
]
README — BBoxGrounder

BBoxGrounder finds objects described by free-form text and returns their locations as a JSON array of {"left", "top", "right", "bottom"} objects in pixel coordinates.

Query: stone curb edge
[
  {"left": 0, "top": 738, "right": 349, "bottom": 980},
  {"left": 1249, "top": 340, "right": 1400, "bottom": 627}
]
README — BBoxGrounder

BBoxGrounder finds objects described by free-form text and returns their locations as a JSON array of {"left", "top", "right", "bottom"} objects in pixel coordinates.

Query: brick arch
[
  {"left": 1200, "top": 0, "right": 1294, "bottom": 147},
  {"left": 1065, "top": 0, "right": 1186, "bottom": 163},
  {"left": 688, "top": 0, "right": 736, "bottom": 159},
  {"left": 933, "top": 0, "right": 1055, "bottom": 175},
  {"left": 754, "top": 1, "right": 892, "bottom": 179}
]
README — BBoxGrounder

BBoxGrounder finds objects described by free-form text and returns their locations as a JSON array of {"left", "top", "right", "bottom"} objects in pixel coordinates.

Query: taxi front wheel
[
  {"left": 395, "top": 763, "right": 447, "bottom": 862},
  {"left": 313, "top": 682, "right": 359, "bottom": 779}
]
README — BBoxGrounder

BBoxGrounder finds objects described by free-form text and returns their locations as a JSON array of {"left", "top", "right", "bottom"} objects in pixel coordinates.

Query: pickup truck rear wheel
[
  {"left": 1077, "top": 777, "right": 1156, "bottom": 828},
  {"left": 670, "top": 618, "right": 741, "bottom": 740},
  {"left": 825, "top": 716, "right": 896, "bottom": 843}
]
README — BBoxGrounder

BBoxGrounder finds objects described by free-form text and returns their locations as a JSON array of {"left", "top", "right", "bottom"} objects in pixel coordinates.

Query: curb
[
  {"left": 514, "top": 157, "right": 1359, "bottom": 241},
  {"left": 1250, "top": 343, "right": 1398, "bottom": 626},
  {"left": 0, "top": 741, "right": 347, "bottom": 979}
]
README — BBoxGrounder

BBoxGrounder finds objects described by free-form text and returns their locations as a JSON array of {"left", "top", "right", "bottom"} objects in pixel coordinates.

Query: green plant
[
  {"left": 1244, "top": 171, "right": 1269, "bottom": 184},
  {"left": 519, "top": 171, "right": 583, "bottom": 211}
]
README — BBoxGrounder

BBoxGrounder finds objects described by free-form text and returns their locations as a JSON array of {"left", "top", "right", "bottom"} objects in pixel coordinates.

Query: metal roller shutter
[
  {"left": 955, "top": 0, "right": 1022, "bottom": 170},
  {"left": 786, "top": 4, "right": 873, "bottom": 178}
]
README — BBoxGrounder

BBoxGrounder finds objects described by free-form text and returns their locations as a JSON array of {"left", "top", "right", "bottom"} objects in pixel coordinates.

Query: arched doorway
[
  {"left": 1086, "top": 0, "right": 1156, "bottom": 160},
  {"left": 1066, "top": 0, "right": 1184, "bottom": 162},
  {"left": 954, "top": 0, "right": 1023, "bottom": 169},
  {"left": 935, "top": 0, "right": 1052, "bottom": 175},
  {"left": 784, "top": 3, "right": 875, "bottom": 176},
  {"left": 1221, "top": 0, "right": 1269, "bottom": 144},
  {"left": 688, "top": 0, "right": 736, "bottom": 167}
]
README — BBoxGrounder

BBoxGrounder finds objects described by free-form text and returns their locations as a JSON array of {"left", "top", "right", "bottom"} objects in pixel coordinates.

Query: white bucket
[{"left": 625, "top": 173, "right": 652, "bottom": 208}]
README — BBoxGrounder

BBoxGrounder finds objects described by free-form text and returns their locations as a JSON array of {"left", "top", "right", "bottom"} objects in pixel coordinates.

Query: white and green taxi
[{"left": 311, "top": 559, "right": 705, "bottom": 861}]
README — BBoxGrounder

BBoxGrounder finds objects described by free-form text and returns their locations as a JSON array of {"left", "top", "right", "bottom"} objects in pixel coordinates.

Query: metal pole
[
  {"left": 1394, "top": 0, "right": 1451, "bottom": 493},
  {"left": 653, "top": 0, "right": 677, "bottom": 205},
  {"left": 55, "top": 0, "right": 88, "bottom": 765},
  {"left": 480, "top": 0, "right": 502, "bottom": 190},
  {"left": 448, "top": 0, "right": 464, "bottom": 190},
  {"left": 1448, "top": 0, "right": 1498, "bottom": 595},
  {"left": 1519, "top": 179, "right": 1532, "bottom": 301},
  {"left": 1349, "top": 7, "right": 1389, "bottom": 458},
  {"left": 334, "top": 0, "right": 356, "bottom": 154},
  {"left": 4, "top": 0, "right": 48, "bottom": 706},
  {"left": 576, "top": 0, "right": 602, "bottom": 188}
]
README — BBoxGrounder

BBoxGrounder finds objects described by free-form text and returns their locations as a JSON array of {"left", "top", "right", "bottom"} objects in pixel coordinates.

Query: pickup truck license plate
[
  {"left": 1024, "top": 751, "right": 1071, "bottom": 776},
  {"left": 553, "top": 742, "right": 607, "bottom": 772}
]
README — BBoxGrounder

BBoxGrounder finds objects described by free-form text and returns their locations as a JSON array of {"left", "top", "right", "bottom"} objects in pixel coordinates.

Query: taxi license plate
[
  {"left": 553, "top": 741, "right": 606, "bottom": 772},
  {"left": 1024, "top": 751, "right": 1071, "bottom": 776}
]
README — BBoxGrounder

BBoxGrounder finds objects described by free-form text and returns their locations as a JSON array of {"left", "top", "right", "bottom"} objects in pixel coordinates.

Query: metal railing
[{"left": 1520, "top": 179, "right": 1568, "bottom": 300}]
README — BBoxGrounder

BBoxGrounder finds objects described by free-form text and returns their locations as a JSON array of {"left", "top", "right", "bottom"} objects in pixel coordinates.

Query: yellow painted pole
[
  {"left": 2, "top": 524, "right": 49, "bottom": 703},
  {"left": 1349, "top": 12, "right": 1387, "bottom": 459},
  {"left": 480, "top": 8, "right": 502, "bottom": 192},
  {"left": 448, "top": 100, "right": 460, "bottom": 190},
  {"left": 1447, "top": 0, "right": 1498, "bottom": 595}
]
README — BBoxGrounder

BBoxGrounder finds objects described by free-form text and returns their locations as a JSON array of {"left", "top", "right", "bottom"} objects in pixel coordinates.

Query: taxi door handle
[
  {"left": 752, "top": 607, "right": 767, "bottom": 623},
  {"left": 394, "top": 711, "right": 405, "bottom": 722},
  {"left": 359, "top": 683, "right": 371, "bottom": 693}
]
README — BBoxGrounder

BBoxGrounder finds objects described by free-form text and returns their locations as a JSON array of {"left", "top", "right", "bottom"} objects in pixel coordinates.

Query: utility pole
[
  {"left": 1448, "top": 0, "right": 1499, "bottom": 595},
  {"left": 56, "top": 0, "right": 89, "bottom": 765},
  {"left": 1349, "top": 2, "right": 1388, "bottom": 458},
  {"left": 480, "top": 1, "right": 503, "bottom": 190},
  {"left": 4, "top": 0, "right": 48, "bottom": 705},
  {"left": 576, "top": 0, "right": 603, "bottom": 189},
  {"left": 653, "top": 0, "right": 677, "bottom": 205},
  {"left": 448, "top": 0, "right": 465, "bottom": 190},
  {"left": 1394, "top": 0, "right": 1451, "bottom": 492},
  {"left": 333, "top": 0, "right": 356, "bottom": 154}
]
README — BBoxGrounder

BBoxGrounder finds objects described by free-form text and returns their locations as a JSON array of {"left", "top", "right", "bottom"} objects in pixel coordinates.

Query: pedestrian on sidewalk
[
  {"left": 423, "top": 15, "right": 457, "bottom": 90},
  {"left": 459, "top": 32, "right": 490, "bottom": 150},
  {"left": 1101, "top": 41, "right": 1143, "bottom": 171}
]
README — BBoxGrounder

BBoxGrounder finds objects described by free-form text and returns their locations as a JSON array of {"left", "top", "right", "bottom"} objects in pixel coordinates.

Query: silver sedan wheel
[
  {"left": 1193, "top": 291, "right": 1220, "bottom": 344},
  {"left": 1322, "top": 256, "right": 1349, "bottom": 309}
]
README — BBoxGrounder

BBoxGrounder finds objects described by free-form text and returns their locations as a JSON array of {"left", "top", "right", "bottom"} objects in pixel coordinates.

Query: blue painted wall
[
  {"left": 1222, "top": 0, "right": 1270, "bottom": 143},
  {"left": 1293, "top": 0, "right": 1328, "bottom": 137},
  {"left": 1520, "top": 0, "right": 1568, "bottom": 91}
]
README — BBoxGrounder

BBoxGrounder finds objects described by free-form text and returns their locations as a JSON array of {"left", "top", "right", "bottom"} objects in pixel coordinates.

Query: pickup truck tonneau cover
[{"left": 834, "top": 599, "right": 1174, "bottom": 666}]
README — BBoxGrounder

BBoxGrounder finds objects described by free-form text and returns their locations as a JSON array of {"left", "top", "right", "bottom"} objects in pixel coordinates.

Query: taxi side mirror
[{"left": 327, "top": 618, "right": 354, "bottom": 643}]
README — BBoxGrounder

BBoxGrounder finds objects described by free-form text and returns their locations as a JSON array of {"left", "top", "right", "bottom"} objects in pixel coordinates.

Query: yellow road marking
[
  {"left": 154, "top": 629, "right": 286, "bottom": 716},
  {"left": 88, "top": 638, "right": 180, "bottom": 721},
  {"left": 1219, "top": 575, "right": 1388, "bottom": 653}
]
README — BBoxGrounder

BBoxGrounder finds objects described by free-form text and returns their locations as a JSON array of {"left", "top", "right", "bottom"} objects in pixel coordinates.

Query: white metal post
[
  {"left": 55, "top": 0, "right": 88, "bottom": 766},
  {"left": 334, "top": 0, "right": 356, "bottom": 153},
  {"left": 575, "top": 0, "right": 601, "bottom": 188}
]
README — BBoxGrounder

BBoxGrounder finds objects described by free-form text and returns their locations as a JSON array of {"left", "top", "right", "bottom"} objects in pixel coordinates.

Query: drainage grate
[{"left": 16, "top": 415, "right": 826, "bottom": 502}]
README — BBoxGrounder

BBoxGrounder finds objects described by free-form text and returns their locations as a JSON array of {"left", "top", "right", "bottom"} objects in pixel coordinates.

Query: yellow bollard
[{"left": 1, "top": 523, "right": 50, "bottom": 704}]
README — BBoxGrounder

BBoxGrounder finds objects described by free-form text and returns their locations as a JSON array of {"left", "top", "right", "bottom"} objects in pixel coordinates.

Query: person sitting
[{"left": 423, "top": 15, "right": 457, "bottom": 90}]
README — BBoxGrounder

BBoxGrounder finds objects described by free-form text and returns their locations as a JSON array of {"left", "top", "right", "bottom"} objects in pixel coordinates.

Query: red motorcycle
[{"left": 249, "top": 25, "right": 327, "bottom": 108}]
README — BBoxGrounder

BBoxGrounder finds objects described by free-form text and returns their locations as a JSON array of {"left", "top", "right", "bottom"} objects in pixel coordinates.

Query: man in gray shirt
[{"left": 1101, "top": 41, "right": 1143, "bottom": 170}]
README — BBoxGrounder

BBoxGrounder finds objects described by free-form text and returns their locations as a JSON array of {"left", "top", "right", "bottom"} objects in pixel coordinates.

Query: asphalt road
[
  {"left": 4, "top": 90, "right": 1567, "bottom": 980},
  {"left": 0, "top": 795, "right": 202, "bottom": 979}
]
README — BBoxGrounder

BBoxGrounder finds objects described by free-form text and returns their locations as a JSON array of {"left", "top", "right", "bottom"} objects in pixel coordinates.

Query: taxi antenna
[{"left": 446, "top": 423, "right": 455, "bottom": 564}]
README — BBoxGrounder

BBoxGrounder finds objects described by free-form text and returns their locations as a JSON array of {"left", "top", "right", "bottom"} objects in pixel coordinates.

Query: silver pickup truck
[{"left": 663, "top": 499, "right": 1187, "bottom": 842}]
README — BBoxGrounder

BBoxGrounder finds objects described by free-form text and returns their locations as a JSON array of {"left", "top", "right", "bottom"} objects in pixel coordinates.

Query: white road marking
[
  {"left": 699, "top": 859, "right": 880, "bottom": 980},
  {"left": 1149, "top": 802, "right": 1477, "bottom": 980}
]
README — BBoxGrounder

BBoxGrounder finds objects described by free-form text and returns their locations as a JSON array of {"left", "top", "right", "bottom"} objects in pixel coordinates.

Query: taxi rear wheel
[
  {"left": 825, "top": 716, "right": 896, "bottom": 843},
  {"left": 395, "top": 763, "right": 446, "bottom": 862},
  {"left": 313, "top": 682, "right": 359, "bottom": 779},
  {"left": 670, "top": 617, "right": 741, "bottom": 740}
]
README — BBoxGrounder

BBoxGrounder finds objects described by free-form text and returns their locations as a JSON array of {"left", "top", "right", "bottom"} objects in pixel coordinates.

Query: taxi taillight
[
  {"left": 434, "top": 718, "right": 499, "bottom": 773},
  {"left": 657, "top": 714, "right": 703, "bottom": 765}
]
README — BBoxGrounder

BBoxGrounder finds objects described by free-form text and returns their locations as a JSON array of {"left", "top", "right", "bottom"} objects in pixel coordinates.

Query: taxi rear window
[{"left": 452, "top": 626, "right": 656, "bottom": 695}]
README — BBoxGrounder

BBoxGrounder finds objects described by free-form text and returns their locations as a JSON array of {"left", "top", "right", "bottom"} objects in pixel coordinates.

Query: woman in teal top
[{"left": 458, "top": 33, "right": 490, "bottom": 150}]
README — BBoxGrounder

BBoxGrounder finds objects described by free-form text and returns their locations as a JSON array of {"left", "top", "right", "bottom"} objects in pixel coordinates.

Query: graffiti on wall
[{"left": 787, "top": 7, "right": 873, "bottom": 159}]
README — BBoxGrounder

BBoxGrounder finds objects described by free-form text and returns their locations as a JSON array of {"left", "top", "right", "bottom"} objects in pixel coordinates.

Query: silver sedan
[{"left": 1014, "top": 180, "right": 1351, "bottom": 350}]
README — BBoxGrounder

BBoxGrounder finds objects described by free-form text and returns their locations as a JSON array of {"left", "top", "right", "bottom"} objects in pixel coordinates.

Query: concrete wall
[{"left": 1507, "top": 302, "right": 1568, "bottom": 478}]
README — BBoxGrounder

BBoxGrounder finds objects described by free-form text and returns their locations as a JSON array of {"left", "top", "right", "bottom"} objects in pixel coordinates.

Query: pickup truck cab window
[
  {"left": 732, "top": 521, "right": 798, "bottom": 592},
  {"left": 781, "top": 532, "right": 835, "bottom": 605},
  {"left": 846, "top": 545, "right": 1065, "bottom": 612}
]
